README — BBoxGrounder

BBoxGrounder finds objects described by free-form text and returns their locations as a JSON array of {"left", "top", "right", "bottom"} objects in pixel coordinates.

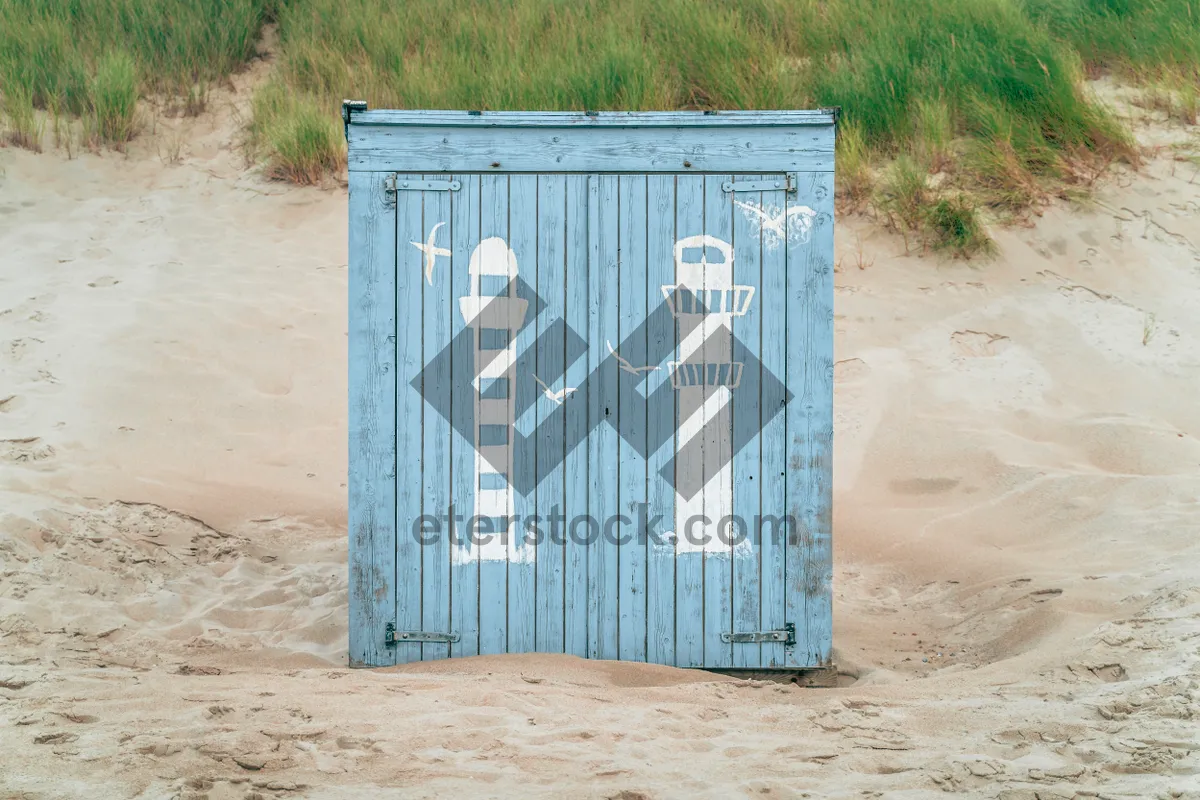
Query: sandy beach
[{"left": 2, "top": 80, "right": 1199, "bottom": 799}]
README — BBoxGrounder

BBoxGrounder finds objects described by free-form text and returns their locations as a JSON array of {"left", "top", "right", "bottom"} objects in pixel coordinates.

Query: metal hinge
[
  {"left": 721, "top": 622, "right": 796, "bottom": 647},
  {"left": 384, "top": 623, "right": 461, "bottom": 646},
  {"left": 384, "top": 175, "right": 462, "bottom": 193},
  {"left": 721, "top": 175, "right": 795, "bottom": 194}
]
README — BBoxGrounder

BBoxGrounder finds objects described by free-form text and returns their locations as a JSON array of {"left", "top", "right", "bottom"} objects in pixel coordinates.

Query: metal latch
[
  {"left": 721, "top": 175, "right": 795, "bottom": 194},
  {"left": 384, "top": 175, "right": 462, "bottom": 193},
  {"left": 721, "top": 622, "right": 796, "bottom": 647},
  {"left": 384, "top": 623, "right": 461, "bottom": 646}
]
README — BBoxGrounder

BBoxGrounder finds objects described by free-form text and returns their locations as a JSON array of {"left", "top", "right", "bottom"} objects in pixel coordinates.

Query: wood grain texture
[
  {"left": 420, "top": 175, "right": 453, "bottom": 661},
  {"left": 759, "top": 182, "right": 789, "bottom": 669},
  {"left": 449, "top": 175, "right": 481, "bottom": 658},
  {"left": 674, "top": 174, "right": 705, "bottom": 669},
  {"left": 617, "top": 174, "right": 649, "bottom": 663},
  {"left": 348, "top": 127, "right": 833, "bottom": 175},
  {"left": 562, "top": 174, "right": 590, "bottom": 658},
  {"left": 348, "top": 170, "right": 397, "bottom": 667},
  {"left": 394, "top": 175, "right": 425, "bottom": 664},
  {"left": 730, "top": 174, "right": 763, "bottom": 668},
  {"left": 702, "top": 175, "right": 734, "bottom": 669},
  {"left": 534, "top": 174, "right": 567, "bottom": 653},
  {"left": 478, "top": 173, "right": 509, "bottom": 656},
  {"left": 587, "top": 174, "right": 620, "bottom": 661},
  {"left": 784, "top": 173, "right": 835, "bottom": 668},
  {"left": 350, "top": 110, "right": 837, "bottom": 128},
  {"left": 507, "top": 173, "right": 538, "bottom": 655},
  {"left": 645, "top": 174, "right": 677, "bottom": 666}
]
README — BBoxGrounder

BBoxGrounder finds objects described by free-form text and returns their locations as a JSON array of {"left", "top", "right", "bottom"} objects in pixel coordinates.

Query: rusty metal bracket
[
  {"left": 385, "top": 623, "right": 461, "bottom": 646},
  {"left": 721, "top": 622, "right": 796, "bottom": 647}
]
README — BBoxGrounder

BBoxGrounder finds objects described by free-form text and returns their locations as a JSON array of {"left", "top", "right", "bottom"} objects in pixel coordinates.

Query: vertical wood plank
[
  {"left": 785, "top": 172, "right": 835, "bottom": 668},
  {"left": 418, "top": 176, "right": 453, "bottom": 661},
  {"left": 617, "top": 175, "right": 648, "bottom": 662},
  {"left": 563, "top": 174, "right": 590, "bottom": 658},
  {"left": 731, "top": 175, "right": 763, "bottom": 668},
  {"left": 393, "top": 175, "right": 425, "bottom": 664},
  {"left": 588, "top": 174, "right": 620, "bottom": 661},
  {"left": 534, "top": 174, "right": 567, "bottom": 653},
  {"left": 673, "top": 174, "right": 705, "bottom": 668},
  {"left": 420, "top": 175, "right": 453, "bottom": 661},
  {"left": 348, "top": 170, "right": 397, "bottom": 667},
  {"left": 700, "top": 175, "right": 734, "bottom": 671},
  {"left": 478, "top": 173, "right": 509, "bottom": 656},
  {"left": 703, "top": 175, "right": 734, "bottom": 669},
  {"left": 759, "top": 181, "right": 788, "bottom": 668},
  {"left": 450, "top": 174, "right": 481, "bottom": 658},
  {"left": 507, "top": 174, "right": 538, "bottom": 655},
  {"left": 645, "top": 175, "right": 676, "bottom": 666}
]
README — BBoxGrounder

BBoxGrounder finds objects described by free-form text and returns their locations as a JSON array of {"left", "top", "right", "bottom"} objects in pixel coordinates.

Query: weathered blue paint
[
  {"left": 449, "top": 173, "right": 481, "bottom": 659},
  {"left": 731, "top": 174, "right": 763, "bottom": 669},
  {"left": 562, "top": 174, "right": 590, "bottom": 659},
  {"left": 348, "top": 170, "right": 397, "bottom": 668},
  {"left": 395, "top": 175, "right": 425, "bottom": 665},
  {"left": 478, "top": 173, "right": 509, "bottom": 657},
  {"left": 673, "top": 174, "right": 705, "bottom": 669},
  {"left": 346, "top": 109, "right": 835, "bottom": 673},
  {"left": 508, "top": 174, "right": 539, "bottom": 656},
  {"left": 421, "top": 173, "right": 452, "bottom": 662},
  {"left": 702, "top": 175, "right": 734, "bottom": 670},
  {"left": 790, "top": 172, "right": 835, "bottom": 668},
  {"left": 645, "top": 175, "right": 677, "bottom": 666},
  {"left": 617, "top": 175, "right": 648, "bottom": 663},
  {"left": 534, "top": 174, "right": 567, "bottom": 653},
  {"left": 587, "top": 174, "right": 620, "bottom": 661}
]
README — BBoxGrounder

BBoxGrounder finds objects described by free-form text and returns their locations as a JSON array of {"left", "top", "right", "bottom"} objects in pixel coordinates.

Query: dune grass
[
  {"left": 252, "top": 0, "right": 1165, "bottom": 245},
  {"left": 0, "top": 0, "right": 270, "bottom": 147},
  {"left": 2, "top": 0, "right": 1198, "bottom": 254}
]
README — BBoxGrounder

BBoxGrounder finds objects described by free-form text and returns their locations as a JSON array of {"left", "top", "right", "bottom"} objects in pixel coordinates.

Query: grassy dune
[
  {"left": 3, "top": 0, "right": 1198, "bottom": 255},
  {"left": 0, "top": 0, "right": 270, "bottom": 148}
]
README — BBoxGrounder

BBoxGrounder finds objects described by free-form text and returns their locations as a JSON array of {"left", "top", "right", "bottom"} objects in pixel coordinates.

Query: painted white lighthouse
[
  {"left": 458, "top": 237, "right": 529, "bottom": 562},
  {"left": 662, "top": 234, "right": 754, "bottom": 554}
]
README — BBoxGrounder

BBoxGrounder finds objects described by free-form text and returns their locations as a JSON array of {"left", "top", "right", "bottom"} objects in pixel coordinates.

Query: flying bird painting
[
  {"left": 412, "top": 222, "right": 451, "bottom": 285},
  {"left": 607, "top": 340, "right": 661, "bottom": 375},
  {"left": 733, "top": 200, "right": 817, "bottom": 246},
  {"left": 532, "top": 374, "right": 577, "bottom": 404}
]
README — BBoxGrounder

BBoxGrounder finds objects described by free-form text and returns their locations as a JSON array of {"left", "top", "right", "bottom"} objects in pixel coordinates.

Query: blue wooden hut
[{"left": 345, "top": 104, "right": 835, "bottom": 682}]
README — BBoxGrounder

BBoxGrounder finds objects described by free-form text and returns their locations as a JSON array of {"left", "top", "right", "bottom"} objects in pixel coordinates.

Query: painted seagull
[
  {"left": 607, "top": 340, "right": 661, "bottom": 375},
  {"left": 533, "top": 374, "right": 577, "bottom": 404},
  {"left": 734, "top": 200, "right": 817, "bottom": 240},
  {"left": 411, "top": 222, "right": 451, "bottom": 285}
]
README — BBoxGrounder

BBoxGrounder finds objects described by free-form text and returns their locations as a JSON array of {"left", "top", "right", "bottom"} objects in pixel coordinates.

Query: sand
[{"left": 2, "top": 78, "right": 1199, "bottom": 799}]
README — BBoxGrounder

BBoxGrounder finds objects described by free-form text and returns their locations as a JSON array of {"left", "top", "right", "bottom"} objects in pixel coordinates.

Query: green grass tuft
[
  {"left": 0, "top": 0, "right": 269, "bottom": 147},
  {"left": 835, "top": 122, "right": 875, "bottom": 213},
  {"left": 252, "top": 86, "right": 343, "bottom": 184},
  {"left": 924, "top": 195, "right": 995, "bottom": 258},
  {"left": 90, "top": 50, "right": 139, "bottom": 146},
  {"left": 3, "top": 83, "right": 44, "bottom": 151}
]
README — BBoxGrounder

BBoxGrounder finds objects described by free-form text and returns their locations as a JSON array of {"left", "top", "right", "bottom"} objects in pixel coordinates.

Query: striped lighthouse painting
[{"left": 457, "top": 236, "right": 530, "bottom": 563}]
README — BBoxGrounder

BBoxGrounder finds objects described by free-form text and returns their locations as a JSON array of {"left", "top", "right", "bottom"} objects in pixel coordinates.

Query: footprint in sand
[
  {"left": 3, "top": 337, "right": 43, "bottom": 363},
  {"left": 0, "top": 436, "right": 56, "bottom": 466},
  {"left": 950, "top": 330, "right": 1010, "bottom": 357},
  {"left": 87, "top": 276, "right": 120, "bottom": 288}
]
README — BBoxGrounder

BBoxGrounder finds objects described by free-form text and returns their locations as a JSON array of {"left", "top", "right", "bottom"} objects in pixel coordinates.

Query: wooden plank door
[{"left": 359, "top": 169, "right": 831, "bottom": 670}]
